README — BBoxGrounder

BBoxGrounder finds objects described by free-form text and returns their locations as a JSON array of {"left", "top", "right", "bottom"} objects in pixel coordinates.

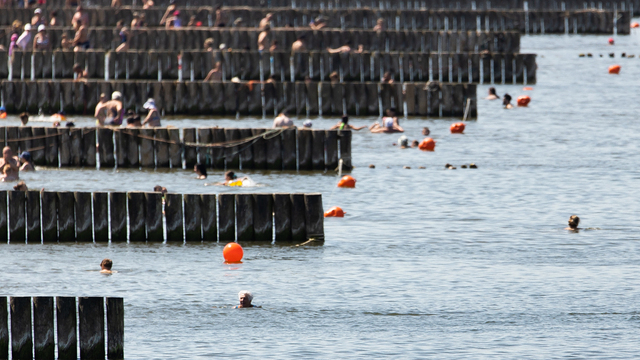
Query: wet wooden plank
[
  {"left": 44, "top": 128, "right": 58, "bottom": 166},
  {"left": 10, "top": 297, "right": 32, "bottom": 360},
  {"left": 125, "top": 128, "right": 139, "bottom": 167},
  {"left": 168, "top": 128, "right": 182, "bottom": 168},
  {"left": 98, "top": 128, "right": 115, "bottom": 167},
  {"left": 58, "top": 192, "right": 75, "bottom": 241},
  {"left": 31, "top": 127, "right": 46, "bottom": 166},
  {"left": 224, "top": 128, "right": 241, "bottom": 169},
  {"left": 183, "top": 128, "right": 197, "bottom": 168},
  {"left": 281, "top": 128, "right": 296, "bottom": 171},
  {"left": 75, "top": 192, "right": 93, "bottom": 242},
  {"left": 235, "top": 194, "right": 254, "bottom": 242},
  {"left": 0, "top": 297, "right": 7, "bottom": 360},
  {"left": 0, "top": 191, "right": 6, "bottom": 243},
  {"left": 41, "top": 191, "right": 57, "bottom": 242},
  {"left": 218, "top": 194, "right": 235, "bottom": 242},
  {"left": 338, "top": 130, "right": 352, "bottom": 170},
  {"left": 253, "top": 194, "right": 273, "bottom": 242},
  {"left": 78, "top": 297, "right": 105, "bottom": 360},
  {"left": 184, "top": 194, "right": 202, "bottom": 242},
  {"left": 155, "top": 128, "right": 170, "bottom": 167},
  {"left": 239, "top": 129, "right": 253, "bottom": 169},
  {"left": 8, "top": 190, "right": 26, "bottom": 243},
  {"left": 251, "top": 129, "right": 267, "bottom": 170},
  {"left": 139, "top": 129, "right": 155, "bottom": 168},
  {"left": 109, "top": 192, "right": 127, "bottom": 241},
  {"left": 82, "top": 127, "right": 97, "bottom": 167},
  {"left": 93, "top": 192, "right": 109, "bottom": 242},
  {"left": 106, "top": 297, "right": 124, "bottom": 360},
  {"left": 70, "top": 127, "right": 82, "bottom": 166},
  {"left": 197, "top": 128, "right": 211, "bottom": 167},
  {"left": 304, "top": 193, "right": 324, "bottom": 241},
  {"left": 297, "top": 129, "right": 312, "bottom": 171},
  {"left": 325, "top": 130, "right": 338, "bottom": 170},
  {"left": 128, "top": 192, "right": 146, "bottom": 242},
  {"left": 26, "top": 190, "right": 41, "bottom": 243},
  {"left": 273, "top": 194, "right": 291, "bottom": 242},
  {"left": 56, "top": 297, "right": 77, "bottom": 360},
  {"left": 265, "top": 129, "right": 282, "bottom": 170},
  {"left": 33, "top": 296, "right": 55, "bottom": 360},
  {"left": 211, "top": 128, "right": 226, "bottom": 169},
  {"left": 145, "top": 192, "right": 163, "bottom": 242},
  {"left": 165, "top": 193, "right": 183, "bottom": 241},
  {"left": 201, "top": 194, "right": 217, "bottom": 242},
  {"left": 311, "top": 130, "right": 325, "bottom": 170},
  {"left": 290, "top": 194, "right": 306, "bottom": 242}
]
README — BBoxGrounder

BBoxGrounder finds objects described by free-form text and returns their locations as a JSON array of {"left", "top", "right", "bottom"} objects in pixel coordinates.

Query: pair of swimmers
[
  {"left": 487, "top": 87, "right": 515, "bottom": 109},
  {"left": 194, "top": 165, "right": 249, "bottom": 186}
]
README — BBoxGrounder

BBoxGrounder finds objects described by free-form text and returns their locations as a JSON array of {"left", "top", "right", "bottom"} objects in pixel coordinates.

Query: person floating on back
[
  {"left": 565, "top": 215, "right": 581, "bottom": 231},
  {"left": 100, "top": 258, "right": 113, "bottom": 274}
]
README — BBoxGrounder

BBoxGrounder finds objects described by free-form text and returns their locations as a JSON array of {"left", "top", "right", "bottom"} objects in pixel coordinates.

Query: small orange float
[
  {"left": 608, "top": 37, "right": 615, "bottom": 45},
  {"left": 517, "top": 96, "right": 531, "bottom": 107},
  {"left": 632, "top": 22, "right": 640, "bottom": 28},
  {"left": 418, "top": 138, "right": 436, "bottom": 151},
  {"left": 223, "top": 242, "right": 244, "bottom": 263},
  {"left": 609, "top": 65, "right": 621, "bottom": 74},
  {"left": 450, "top": 122, "right": 465, "bottom": 134},
  {"left": 522, "top": 87, "right": 533, "bottom": 91},
  {"left": 337, "top": 175, "right": 356, "bottom": 188},
  {"left": 324, "top": 206, "right": 346, "bottom": 218}
]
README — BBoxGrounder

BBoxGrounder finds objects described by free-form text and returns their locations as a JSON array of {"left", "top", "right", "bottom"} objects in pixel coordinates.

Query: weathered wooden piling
[
  {"left": 145, "top": 192, "right": 163, "bottom": 242},
  {"left": 8, "top": 191, "right": 25, "bottom": 243},
  {"left": 235, "top": 194, "right": 255, "bottom": 242},
  {"left": 106, "top": 297, "right": 125, "bottom": 360},
  {"left": 92, "top": 192, "right": 109, "bottom": 242},
  {"left": 290, "top": 194, "right": 307, "bottom": 242},
  {"left": 26, "top": 191, "right": 41, "bottom": 243},
  {"left": 218, "top": 194, "right": 236, "bottom": 242},
  {"left": 78, "top": 297, "right": 105, "bottom": 360},
  {"left": 57, "top": 191, "right": 75, "bottom": 241},
  {"left": 165, "top": 193, "right": 183, "bottom": 241},
  {"left": 10, "top": 297, "right": 33, "bottom": 360},
  {"left": 56, "top": 297, "right": 77, "bottom": 360},
  {"left": 184, "top": 194, "right": 202, "bottom": 241},
  {"left": 33, "top": 297, "right": 55, "bottom": 360},
  {"left": 0, "top": 191, "right": 6, "bottom": 244},
  {"left": 253, "top": 194, "right": 273, "bottom": 242},
  {"left": 0, "top": 297, "right": 7, "bottom": 359},
  {"left": 128, "top": 192, "right": 146, "bottom": 242},
  {"left": 109, "top": 192, "right": 127, "bottom": 241},
  {"left": 273, "top": 194, "right": 292, "bottom": 242},
  {"left": 201, "top": 194, "right": 217, "bottom": 242},
  {"left": 75, "top": 192, "right": 93, "bottom": 242},
  {"left": 41, "top": 191, "right": 57, "bottom": 242}
]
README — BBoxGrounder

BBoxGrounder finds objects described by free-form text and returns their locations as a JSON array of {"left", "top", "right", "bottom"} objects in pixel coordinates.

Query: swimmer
[
  {"left": 19, "top": 152, "right": 35, "bottom": 172},
  {"left": 100, "top": 258, "right": 113, "bottom": 274},
  {"left": 194, "top": 164, "right": 207, "bottom": 179},
  {"left": 330, "top": 116, "right": 366, "bottom": 131},
  {"left": 13, "top": 181, "right": 28, "bottom": 191},
  {"left": 213, "top": 171, "right": 248, "bottom": 186},
  {"left": 398, "top": 136, "right": 409, "bottom": 148},
  {"left": 19, "top": 112, "right": 29, "bottom": 126},
  {"left": 486, "top": 87, "right": 500, "bottom": 100},
  {"left": 503, "top": 94, "right": 513, "bottom": 109},
  {"left": 234, "top": 290, "right": 258, "bottom": 308},
  {"left": 273, "top": 111, "right": 293, "bottom": 128},
  {"left": 565, "top": 215, "right": 581, "bottom": 231},
  {"left": 411, "top": 140, "right": 419, "bottom": 148},
  {"left": 0, "top": 147, "right": 20, "bottom": 182},
  {"left": 370, "top": 108, "right": 404, "bottom": 133},
  {"left": 153, "top": 185, "right": 167, "bottom": 194},
  {"left": 422, "top": 127, "right": 430, "bottom": 136}
]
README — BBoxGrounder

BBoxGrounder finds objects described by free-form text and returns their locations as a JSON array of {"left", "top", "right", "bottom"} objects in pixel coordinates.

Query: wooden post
[
  {"left": 290, "top": 194, "right": 306, "bottom": 242},
  {"left": 106, "top": 297, "right": 124, "bottom": 360},
  {"left": 70, "top": 128, "right": 82, "bottom": 166},
  {"left": 26, "top": 190, "right": 41, "bottom": 243},
  {"left": 201, "top": 194, "right": 217, "bottom": 242},
  {"left": 298, "top": 129, "right": 312, "bottom": 171},
  {"left": 33, "top": 297, "right": 55, "bottom": 360},
  {"left": 78, "top": 297, "right": 105, "bottom": 360},
  {"left": 92, "top": 192, "right": 109, "bottom": 242},
  {"left": 165, "top": 193, "right": 183, "bottom": 241},
  {"left": 325, "top": 130, "right": 338, "bottom": 170},
  {"left": 218, "top": 194, "right": 235, "bottom": 242},
  {"left": 304, "top": 193, "right": 324, "bottom": 241},
  {"left": 0, "top": 191, "right": 6, "bottom": 243},
  {"left": 239, "top": 128, "right": 254, "bottom": 169},
  {"left": 311, "top": 130, "right": 326, "bottom": 170},
  {"left": 265, "top": 130, "right": 283, "bottom": 170},
  {"left": 273, "top": 194, "right": 292, "bottom": 242},
  {"left": 338, "top": 130, "right": 352, "bottom": 170},
  {"left": 128, "top": 192, "right": 146, "bottom": 242},
  {"left": 57, "top": 192, "right": 75, "bottom": 241},
  {"left": 56, "top": 297, "right": 77, "bottom": 360},
  {"left": 110, "top": 192, "right": 127, "bottom": 241},
  {"left": 139, "top": 129, "right": 155, "bottom": 168},
  {"left": 44, "top": 128, "right": 58, "bottom": 167},
  {"left": 98, "top": 128, "right": 115, "bottom": 167},
  {"left": 224, "top": 128, "right": 241, "bottom": 169},
  {"left": 235, "top": 194, "right": 254, "bottom": 242},
  {"left": 10, "top": 297, "right": 32, "bottom": 360},
  {"left": 75, "top": 192, "right": 93, "bottom": 242},
  {"left": 251, "top": 129, "right": 267, "bottom": 170},
  {"left": 155, "top": 128, "right": 170, "bottom": 167},
  {"left": 253, "top": 194, "right": 273, "bottom": 242},
  {"left": 197, "top": 128, "right": 211, "bottom": 167},
  {"left": 211, "top": 128, "right": 226, "bottom": 169},
  {"left": 116, "top": 128, "right": 129, "bottom": 168},
  {"left": 41, "top": 191, "right": 57, "bottom": 242},
  {"left": 125, "top": 129, "right": 140, "bottom": 168},
  {"left": 8, "top": 190, "right": 26, "bottom": 243},
  {"left": 281, "top": 129, "right": 296, "bottom": 171},
  {"left": 0, "top": 297, "right": 7, "bottom": 360},
  {"left": 145, "top": 192, "right": 163, "bottom": 242},
  {"left": 184, "top": 194, "right": 202, "bottom": 242},
  {"left": 82, "top": 128, "right": 97, "bottom": 167},
  {"left": 31, "top": 127, "right": 46, "bottom": 166},
  {"left": 168, "top": 128, "right": 182, "bottom": 168},
  {"left": 183, "top": 128, "right": 197, "bottom": 168}
]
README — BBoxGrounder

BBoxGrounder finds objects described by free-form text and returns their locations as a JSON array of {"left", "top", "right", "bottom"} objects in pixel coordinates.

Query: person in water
[
  {"left": 100, "top": 259, "right": 113, "bottom": 274},
  {"left": 503, "top": 94, "right": 513, "bottom": 109},
  {"left": 13, "top": 181, "right": 28, "bottom": 191},
  {"left": 422, "top": 127, "right": 430, "bottom": 136},
  {"left": 142, "top": 98, "right": 161, "bottom": 127},
  {"left": 212, "top": 171, "right": 248, "bottom": 186},
  {"left": 234, "top": 290, "right": 255, "bottom": 308},
  {"left": 370, "top": 108, "right": 404, "bottom": 133},
  {"left": 0, "top": 147, "right": 20, "bottom": 182},
  {"left": 19, "top": 112, "right": 29, "bottom": 126},
  {"left": 330, "top": 116, "right": 366, "bottom": 131},
  {"left": 194, "top": 164, "right": 207, "bottom": 179},
  {"left": 153, "top": 185, "right": 168, "bottom": 195},
  {"left": 19, "top": 152, "right": 35, "bottom": 172},
  {"left": 565, "top": 215, "right": 580, "bottom": 231},
  {"left": 486, "top": 87, "right": 500, "bottom": 100}
]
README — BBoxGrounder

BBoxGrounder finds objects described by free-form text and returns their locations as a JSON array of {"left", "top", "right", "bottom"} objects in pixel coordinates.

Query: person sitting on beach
[
  {"left": 100, "top": 258, "right": 113, "bottom": 274},
  {"left": 330, "top": 116, "right": 366, "bottom": 131},
  {"left": 13, "top": 181, "right": 28, "bottom": 191},
  {"left": 204, "top": 62, "right": 222, "bottom": 81},
  {"left": 503, "top": 94, "right": 513, "bottom": 109},
  {"left": 95, "top": 93, "right": 108, "bottom": 126},
  {"left": 370, "top": 108, "right": 404, "bottom": 133},
  {"left": 19, "top": 152, "right": 35, "bottom": 172},
  {"left": 72, "top": 19, "right": 90, "bottom": 51},
  {"left": 234, "top": 290, "right": 256, "bottom": 308},
  {"left": 19, "top": 112, "right": 29, "bottom": 126},
  {"left": 194, "top": 164, "right": 207, "bottom": 179},
  {"left": 486, "top": 87, "right": 500, "bottom": 100},
  {"left": 105, "top": 91, "right": 124, "bottom": 126},
  {"left": 259, "top": 13, "right": 272, "bottom": 30},
  {"left": 142, "top": 98, "right": 161, "bottom": 127},
  {"left": 273, "top": 111, "right": 293, "bottom": 128},
  {"left": 0, "top": 147, "right": 20, "bottom": 182},
  {"left": 565, "top": 215, "right": 581, "bottom": 231}
]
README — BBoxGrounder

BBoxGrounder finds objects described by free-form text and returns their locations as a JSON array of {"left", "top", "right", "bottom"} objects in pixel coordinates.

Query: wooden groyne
[
  {"left": 0, "top": 28, "right": 521, "bottom": 53},
  {"left": 0, "top": 191, "right": 324, "bottom": 243},
  {"left": 0, "top": 8, "right": 627, "bottom": 34},
  {"left": 0, "top": 126, "right": 353, "bottom": 171},
  {"left": 1, "top": 49, "right": 537, "bottom": 85},
  {"left": 0, "top": 80, "right": 479, "bottom": 117},
  {"left": 0, "top": 296, "right": 123, "bottom": 360}
]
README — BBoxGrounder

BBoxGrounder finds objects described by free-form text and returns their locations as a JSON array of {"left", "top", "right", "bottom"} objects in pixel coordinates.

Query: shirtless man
[
  {"left": 259, "top": 13, "right": 272, "bottom": 30},
  {"left": 369, "top": 108, "right": 404, "bottom": 133},
  {"left": 0, "top": 147, "right": 20, "bottom": 182},
  {"left": 73, "top": 19, "right": 90, "bottom": 51},
  {"left": 72, "top": 6, "right": 89, "bottom": 28},
  {"left": 291, "top": 34, "right": 307, "bottom": 53},
  {"left": 565, "top": 215, "right": 581, "bottom": 231},
  {"left": 258, "top": 25, "right": 270, "bottom": 51},
  {"left": 100, "top": 259, "right": 113, "bottom": 274},
  {"left": 94, "top": 93, "right": 109, "bottom": 126},
  {"left": 104, "top": 92, "right": 124, "bottom": 126}
]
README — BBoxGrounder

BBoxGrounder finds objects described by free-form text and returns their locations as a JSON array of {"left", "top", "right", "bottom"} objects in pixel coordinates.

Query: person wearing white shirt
[{"left": 16, "top": 24, "right": 32, "bottom": 50}]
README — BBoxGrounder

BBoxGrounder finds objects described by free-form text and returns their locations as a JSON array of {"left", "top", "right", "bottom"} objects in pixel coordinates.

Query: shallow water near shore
[{"left": 3, "top": 32, "right": 640, "bottom": 359}]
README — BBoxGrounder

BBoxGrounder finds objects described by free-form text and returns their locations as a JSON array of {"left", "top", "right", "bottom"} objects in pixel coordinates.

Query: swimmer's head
[
  {"left": 568, "top": 215, "right": 580, "bottom": 229},
  {"left": 503, "top": 94, "right": 512, "bottom": 106},
  {"left": 3, "top": 146, "right": 12, "bottom": 158},
  {"left": 341, "top": 116, "right": 349, "bottom": 124},
  {"left": 398, "top": 135, "right": 409, "bottom": 148},
  {"left": 153, "top": 185, "right": 167, "bottom": 194},
  {"left": 194, "top": 164, "right": 207, "bottom": 177},
  {"left": 19, "top": 152, "right": 31, "bottom": 162},
  {"left": 225, "top": 171, "right": 237, "bottom": 181},
  {"left": 488, "top": 87, "right": 498, "bottom": 96},
  {"left": 411, "top": 140, "right": 419, "bottom": 148},
  {"left": 100, "top": 258, "right": 113, "bottom": 270},
  {"left": 238, "top": 290, "right": 253, "bottom": 306},
  {"left": 422, "top": 127, "right": 430, "bottom": 136},
  {"left": 19, "top": 112, "right": 29, "bottom": 125},
  {"left": 13, "top": 181, "right": 27, "bottom": 191}
]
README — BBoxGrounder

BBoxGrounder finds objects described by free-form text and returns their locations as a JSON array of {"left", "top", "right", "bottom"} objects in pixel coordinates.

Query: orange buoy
[
  {"left": 516, "top": 95, "right": 531, "bottom": 107},
  {"left": 608, "top": 37, "right": 615, "bottom": 45},
  {"left": 223, "top": 242, "right": 244, "bottom": 263},
  {"left": 450, "top": 122, "right": 465, "bottom": 134},
  {"left": 609, "top": 65, "right": 621, "bottom": 74},
  {"left": 632, "top": 22, "right": 640, "bottom": 28},
  {"left": 418, "top": 138, "right": 436, "bottom": 151},
  {"left": 324, "top": 206, "right": 346, "bottom": 218},
  {"left": 337, "top": 175, "right": 356, "bottom": 188},
  {"left": 522, "top": 87, "right": 533, "bottom": 91},
  {"left": 0, "top": 113, "right": 5, "bottom": 119}
]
